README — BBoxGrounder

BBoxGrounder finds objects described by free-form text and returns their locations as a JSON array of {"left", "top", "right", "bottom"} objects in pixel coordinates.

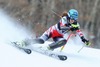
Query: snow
[{"left": 0, "top": 9, "right": 100, "bottom": 67}]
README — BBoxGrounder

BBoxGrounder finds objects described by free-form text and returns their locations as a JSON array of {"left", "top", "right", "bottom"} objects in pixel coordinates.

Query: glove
[
  {"left": 81, "top": 36, "right": 91, "bottom": 46},
  {"left": 70, "top": 24, "right": 79, "bottom": 31}
]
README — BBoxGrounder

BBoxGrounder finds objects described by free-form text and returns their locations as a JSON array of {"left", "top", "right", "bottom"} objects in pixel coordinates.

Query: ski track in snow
[{"left": 0, "top": 9, "right": 100, "bottom": 67}]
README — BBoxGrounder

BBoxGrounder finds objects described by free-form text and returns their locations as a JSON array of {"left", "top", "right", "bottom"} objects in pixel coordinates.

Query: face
[{"left": 69, "top": 19, "right": 75, "bottom": 24}]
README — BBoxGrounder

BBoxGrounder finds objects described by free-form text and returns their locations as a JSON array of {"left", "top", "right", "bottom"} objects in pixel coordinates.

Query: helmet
[{"left": 68, "top": 9, "right": 78, "bottom": 20}]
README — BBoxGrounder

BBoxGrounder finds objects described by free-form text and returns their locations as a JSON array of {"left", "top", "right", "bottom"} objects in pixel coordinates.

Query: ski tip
[
  {"left": 24, "top": 49, "right": 32, "bottom": 54},
  {"left": 58, "top": 55, "right": 67, "bottom": 61}
]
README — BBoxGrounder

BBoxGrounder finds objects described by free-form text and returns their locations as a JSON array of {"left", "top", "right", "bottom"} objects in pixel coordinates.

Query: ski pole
[
  {"left": 60, "top": 33, "right": 76, "bottom": 52},
  {"left": 51, "top": 10, "right": 62, "bottom": 18},
  {"left": 78, "top": 41, "right": 91, "bottom": 53},
  {"left": 51, "top": 10, "right": 67, "bottom": 21},
  {"left": 78, "top": 45, "right": 85, "bottom": 53},
  {"left": 78, "top": 40, "right": 91, "bottom": 53}
]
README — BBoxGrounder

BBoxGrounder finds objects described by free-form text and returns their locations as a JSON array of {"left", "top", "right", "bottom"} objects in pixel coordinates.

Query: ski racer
[{"left": 20, "top": 9, "right": 91, "bottom": 50}]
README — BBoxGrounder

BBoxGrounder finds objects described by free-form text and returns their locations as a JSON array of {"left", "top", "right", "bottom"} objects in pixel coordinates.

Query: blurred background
[{"left": 0, "top": 0, "right": 99, "bottom": 49}]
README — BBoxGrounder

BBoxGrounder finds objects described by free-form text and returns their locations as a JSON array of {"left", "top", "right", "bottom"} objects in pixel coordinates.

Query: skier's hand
[
  {"left": 85, "top": 41, "right": 91, "bottom": 46},
  {"left": 81, "top": 36, "right": 91, "bottom": 46},
  {"left": 70, "top": 24, "right": 79, "bottom": 31}
]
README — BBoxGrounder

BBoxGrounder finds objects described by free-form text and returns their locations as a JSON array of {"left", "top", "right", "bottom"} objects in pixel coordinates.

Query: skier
[{"left": 19, "top": 9, "right": 90, "bottom": 50}]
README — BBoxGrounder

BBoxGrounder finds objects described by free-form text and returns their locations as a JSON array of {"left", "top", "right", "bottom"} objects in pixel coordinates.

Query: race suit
[{"left": 39, "top": 16, "right": 84, "bottom": 42}]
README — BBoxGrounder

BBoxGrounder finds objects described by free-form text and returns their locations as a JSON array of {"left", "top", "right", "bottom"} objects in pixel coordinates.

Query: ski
[
  {"left": 10, "top": 42, "right": 32, "bottom": 54},
  {"left": 31, "top": 46, "right": 67, "bottom": 61},
  {"left": 10, "top": 42, "right": 67, "bottom": 60}
]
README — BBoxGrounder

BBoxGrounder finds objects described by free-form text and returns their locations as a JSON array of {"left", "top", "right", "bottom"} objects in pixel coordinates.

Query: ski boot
[
  {"left": 13, "top": 40, "right": 27, "bottom": 48},
  {"left": 48, "top": 39, "right": 66, "bottom": 50},
  {"left": 16, "top": 38, "right": 44, "bottom": 47},
  {"left": 39, "top": 39, "right": 66, "bottom": 51}
]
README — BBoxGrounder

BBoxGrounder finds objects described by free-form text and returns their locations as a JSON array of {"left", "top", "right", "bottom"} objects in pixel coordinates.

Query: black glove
[
  {"left": 70, "top": 26, "right": 79, "bottom": 31},
  {"left": 70, "top": 23, "right": 79, "bottom": 31},
  {"left": 81, "top": 36, "right": 91, "bottom": 46}
]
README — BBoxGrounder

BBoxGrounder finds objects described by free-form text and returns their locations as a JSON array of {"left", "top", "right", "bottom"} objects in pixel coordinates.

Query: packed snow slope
[{"left": 0, "top": 10, "right": 100, "bottom": 67}]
